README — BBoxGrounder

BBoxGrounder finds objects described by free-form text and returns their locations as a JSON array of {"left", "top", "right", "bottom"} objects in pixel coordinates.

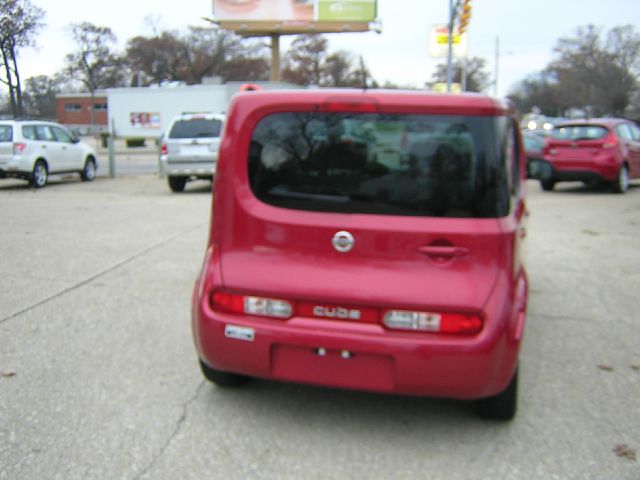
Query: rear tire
[
  {"left": 199, "top": 360, "right": 250, "bottom": 387},
  {"left": 168, "top": 176, "right": 187, "bottom": 192},
  {"left": 31, "top": 160, "right": 48, "bottom": 188},
  {"left": 611, "top": 164, "right": 629, "bottom": 193},
  {"left": 80, "top": 158, "right": 96, "bottom": 181},
  {"left": 475, "top": 367, "right": 518, "bottom": 421},
  {"left": 540, "top": 179, "right": 555, "bottom": 191}
]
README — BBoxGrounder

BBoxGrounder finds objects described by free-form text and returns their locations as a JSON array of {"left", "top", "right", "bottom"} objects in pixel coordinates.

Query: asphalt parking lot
[{"left": 1, "top": 172, "right": 639, "bottom": 479}]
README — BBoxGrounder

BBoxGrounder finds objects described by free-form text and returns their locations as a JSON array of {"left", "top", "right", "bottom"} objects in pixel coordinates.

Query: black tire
[
  {"left": 168, "top": 176, "right": 187, "bottom": 192},
  {"left": 475, "top": 367, "right": 518, "bottom": 421},
  {"left": 80, "top": 158, "right": 96, "bottom": 181},
  {"left": 540, "top": 179, "right": 555, "bottom": 191},
  {"left": 199, "top": 360, "right": 250, "bottom": 387},
  {"left": 31, "top": 160, "right": 48, "bottom": 188},
  {"left": 611, "top": 164, "right": 629, "bottom": 194}
]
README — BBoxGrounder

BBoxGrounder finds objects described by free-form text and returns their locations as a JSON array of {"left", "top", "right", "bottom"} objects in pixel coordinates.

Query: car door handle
[{"left": 418, "top": 246, "right": 469, "bottom": 258}]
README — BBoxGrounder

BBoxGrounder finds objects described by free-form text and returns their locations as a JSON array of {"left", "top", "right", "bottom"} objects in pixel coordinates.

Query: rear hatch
[
  {"left": 165, "top": 115, "right": 222, "bottom": 163},
  {"left": 217, "top": 105, "right": 513, "bottom": 316},
  {"left": 0, "top": 124, "right": 14, "bottom": 167},
  {"left": 545, "top": 123, "right": 614, "bottom": 169}
]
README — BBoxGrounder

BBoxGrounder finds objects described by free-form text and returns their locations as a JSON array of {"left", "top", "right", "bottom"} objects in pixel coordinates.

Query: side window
[
  {"left": 630, "top": 123, "right": 640, "bottom": 142},
  {"left": 22, "top": 126, "right": 36, "bottom": 140},
  {"left": 615, "top": 124, "right": 632, "bottom": 141},
  {"left": 35, "top": 125, "right": 54, "bottom": 141},
  {"left": 52, "top": 126, "right": 73, "bottom": 143},
  {"left": 0, "top": 125, "right": 12, "bottom": 142}
]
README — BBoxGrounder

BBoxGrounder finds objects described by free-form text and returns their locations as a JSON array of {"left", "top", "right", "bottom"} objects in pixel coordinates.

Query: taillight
[
  {"left": 210, "top": 291, "right": 482, "bottom": 334},
  {"left": 211, "top": 292, "right": 293, "bottom": 319},
  {"left": 383, "top": 310, "right": 482, "bottom": 335},
  {"left": 13, "top": 142, "right": 26, "bottom": 155},
  {"left": 160, "top": 143, "right": 168, "bottom": 155}
]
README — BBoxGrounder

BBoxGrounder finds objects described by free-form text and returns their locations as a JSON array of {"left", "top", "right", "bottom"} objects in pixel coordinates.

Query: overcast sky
[{"left": 17, "top": 0, "right": 640, "bottom": 97}]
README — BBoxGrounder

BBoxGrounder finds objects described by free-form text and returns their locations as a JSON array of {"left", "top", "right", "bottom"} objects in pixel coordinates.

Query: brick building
[{"left": 55, "top": 91, "right": 108, "bottom": 134}]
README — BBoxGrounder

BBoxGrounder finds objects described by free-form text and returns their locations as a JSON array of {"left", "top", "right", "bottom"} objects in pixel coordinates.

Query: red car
[
  {"left": 532, "top": 118, "right": 640, "bottom": 192},
  {"left": 192, "top": 90, "right": 528, "bottom": 420}
]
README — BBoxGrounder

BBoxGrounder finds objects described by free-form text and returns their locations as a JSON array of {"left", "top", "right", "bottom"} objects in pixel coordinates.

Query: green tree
[{"left": 0, "top": 0, "right": 45, "bottom": 117}]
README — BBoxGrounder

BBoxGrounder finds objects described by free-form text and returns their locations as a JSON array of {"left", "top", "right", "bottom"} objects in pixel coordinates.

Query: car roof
[
  {"left": 228, "top": 89, "right": 513, "bottom": 117},
  {"left": 0, "top": 119, "right": 62, "bottom": 126},
  {"left": 171, "top": 112, "right": 225, "bottom": 122}
]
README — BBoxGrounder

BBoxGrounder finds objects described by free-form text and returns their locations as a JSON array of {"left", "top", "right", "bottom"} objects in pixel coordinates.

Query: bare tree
[
  {"left": 432, "top": 57, "right": 490, "bottom": 93},
  {"left": 547, "top": 25, "right": 637, "bottom": 117},
  {"left": 282, "top": 34, "right": 328, "bottom": 86},
  {"left": 124, "top": 27, "right": 268, "bottom": 85},
  {"left": 64, "top": 22, "right": 125, "bottom": 128},
  {"left": 509, "top": 25, "right": 640, "bottom": 118},
  {"left": 0, "top": 0, "right": 44, "bottom": 117},
  {"left": 282, "top": 35, "right": 369, "bottom": 87},
  {"left": 23, "top": 74, "right": 61, "bottom": 118}
]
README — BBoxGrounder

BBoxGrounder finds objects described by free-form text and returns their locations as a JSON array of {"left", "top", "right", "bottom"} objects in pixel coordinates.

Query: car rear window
[
  {"left": 248, "top": 112, "right": 511, "bottom": 218},
  {"left": 0, "top": 125, "right": 12, "bottom": 142},
  {"left": 168, "top": 118, "right": 221, "bottom": 139},
  {"left": 551, "top": 124, "right": 608, "bottom": 141}
]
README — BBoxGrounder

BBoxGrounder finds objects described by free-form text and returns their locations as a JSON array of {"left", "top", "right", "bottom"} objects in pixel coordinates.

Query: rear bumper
[
  {"left": 192, "top": 275, "right": 526, "bottom": 400},
  {"left": 529, "top": 157, "right": 619, "bottom": 182},
  {"left": 160, "top": 156, "right": 216, "bottom": 177}
]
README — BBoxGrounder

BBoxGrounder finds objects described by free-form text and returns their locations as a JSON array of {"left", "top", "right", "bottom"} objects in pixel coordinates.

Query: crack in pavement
[
  {"left": 133, "top": 380, "right": 206, "bottom": 480},
  {"left": 0, "top": 228, "right": 198, "bottom": 326}
]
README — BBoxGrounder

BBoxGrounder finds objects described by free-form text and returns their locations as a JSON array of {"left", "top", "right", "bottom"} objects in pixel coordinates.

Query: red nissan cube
[{"left": 192, "top": 90, "right": 528, "bottom": 420}]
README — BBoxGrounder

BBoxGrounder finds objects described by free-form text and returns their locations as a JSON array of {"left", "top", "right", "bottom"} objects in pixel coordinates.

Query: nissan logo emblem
[{"left": 332, "top": 231, "right": 355, "bottom": 253}]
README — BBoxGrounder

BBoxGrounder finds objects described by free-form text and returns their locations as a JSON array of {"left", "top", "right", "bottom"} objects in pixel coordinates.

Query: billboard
[{"left": 212, "top": 0, "right": 377, "bottom": 34}]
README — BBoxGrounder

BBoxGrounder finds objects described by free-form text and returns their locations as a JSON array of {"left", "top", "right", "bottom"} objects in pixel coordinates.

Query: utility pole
[
  {"left": 494, "top": 36, "right": 500, "bottom": 96},
  {"left": 446, "top": 0, "right": 455, "bottom": 92}
]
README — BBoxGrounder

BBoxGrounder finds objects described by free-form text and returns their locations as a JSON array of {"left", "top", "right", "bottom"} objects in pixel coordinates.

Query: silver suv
[
  {"left": 0, "top": 120, "right": 98, "bottom": 188},
  {"left": 159, "top": 113, "right": 225, "bottom": 192},
  {"left": 0, "top": 119, "right": 98, "bottom": 188}
]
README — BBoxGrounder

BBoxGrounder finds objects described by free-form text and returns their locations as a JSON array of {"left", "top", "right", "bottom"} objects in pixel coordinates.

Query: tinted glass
[
  {"left": 248, "top": 112, "right": 511, "bottom": 218},
  {"left": 0, "top": 125, "right": 12, "bottom": 142},
  {"left": 168, "top": 118, "right": 221, "bottom": 139},
  {"left": 551, "top": 125, "right": 608, "bottom": 140}
]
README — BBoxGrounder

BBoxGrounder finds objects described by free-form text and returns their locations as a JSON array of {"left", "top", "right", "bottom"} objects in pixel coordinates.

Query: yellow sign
[
  {"left": 429, "top": 24, "right": 468, "bottom": 58},
  {"left": 432, "top": 82, "right": 462, "bottom": 94}
]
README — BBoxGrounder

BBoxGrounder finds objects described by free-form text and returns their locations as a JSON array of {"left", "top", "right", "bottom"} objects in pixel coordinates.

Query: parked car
[
  {"left": 159, "top": 112, "right": 224, "bottom": 192},
  {"left": 192, "top": 90, "right": 529, "bottom": 420},
  {"left": 522, "top": 131, "right": 546, "bottom": 178},
  {"left": 531, "top": 118, "right": 640, "bottom": 192},
  {"left": 0, "top": 120, "right": 98, "bottom": 188}
]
